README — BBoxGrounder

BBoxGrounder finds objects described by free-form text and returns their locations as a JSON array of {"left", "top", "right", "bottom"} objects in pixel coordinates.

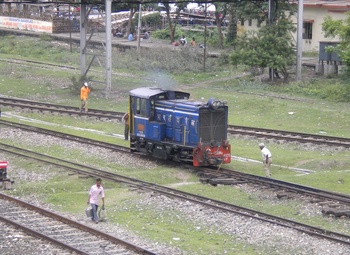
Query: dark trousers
[
  {"left": 124, "top": 124, "right": 129, "bottom": 140},
  {"left": 91, "top": 203, "right": 99, "bottom": 222}
]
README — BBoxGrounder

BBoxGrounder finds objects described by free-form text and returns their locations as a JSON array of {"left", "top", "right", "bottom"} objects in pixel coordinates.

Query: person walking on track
[
  {"left": 122, "top": 112, "right": 130, "bottom": 140},
  {"left": 87, "top": 178, "right": 105, "bottom": 224},
  {"left": 79, "top": 82, "right": 91, "bottom": 112},
  {"left": 259, "top": 143, "right": 272, "bottom": 177}
]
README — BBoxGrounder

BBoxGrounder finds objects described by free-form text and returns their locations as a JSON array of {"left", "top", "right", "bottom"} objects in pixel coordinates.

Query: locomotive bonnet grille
[{"left": 198, "top": 108, "right": 226, "bottom": 143}]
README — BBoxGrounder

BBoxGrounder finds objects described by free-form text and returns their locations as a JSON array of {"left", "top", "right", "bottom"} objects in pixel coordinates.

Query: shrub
[
  {"left": 69, "top": 75, "right": 93, "bottom": 94},
  {"left": 39, "top": 34, "right": 53, "bottom": 42},
  {"left": 112, "top": 47, "right": 223, "bottom": 74}
]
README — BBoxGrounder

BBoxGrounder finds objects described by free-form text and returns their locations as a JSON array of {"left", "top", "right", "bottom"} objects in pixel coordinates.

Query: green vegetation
[
  {"left": 114, "top": 196, "right": 258, "bottom": 254},
  {"left": 1, "top": 33, "right": 350, "bottom": 254},
  {"left": 177, "top": 184, "right": 350, "bottom": 235},
  {"left": 322, "top": 12, "right": 350, "bottom": 68},
  {"left": 231, "top": 19, "right": 296, "bottom": 80}
]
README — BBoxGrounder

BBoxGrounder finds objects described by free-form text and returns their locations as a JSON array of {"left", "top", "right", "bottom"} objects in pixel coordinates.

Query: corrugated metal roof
[{"left": 303, "top": 0, "right": 350, "bottom": 9}]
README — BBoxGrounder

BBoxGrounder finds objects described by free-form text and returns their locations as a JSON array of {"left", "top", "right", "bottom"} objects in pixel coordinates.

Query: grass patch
[
  {"left": 1, "top": 33, "right": 350, "bottom": 254},
  {"left": 113, "top": 193, "right": 259, "bottom": 255},
  {"left": 1, "top": 113, "right": 122, "bottom": 143},
  {"left": 121, "top": 165, "right": 199, "bottom": 185},
  {"left": 229, "top": 139, "right": 350, "bottom": 191},
  {"left": 45, "top": 181, "right": 124, "bottom": 214},
  {"left": 1, "top": 35, "right": 350, "bottom": 137},
  {"left": 176, "top": 183, "right": 350, "bottom": 236},
  {"left": 183, "top": 86, "right": 350, "bottom": 137}
]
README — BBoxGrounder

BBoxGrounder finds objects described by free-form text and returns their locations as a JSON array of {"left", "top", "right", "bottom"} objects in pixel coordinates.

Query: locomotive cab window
[
  {"left": 156, "top": 95, "right": 166, "bottom": 100},
  {"left": 150, "top": 99, "right": 155, "bottom": 120},
  {"left": 136, "top": 98, "right": 147, "bottom": 116},
  {"left": 175, "top": 92, "right": 190, "bottom": 99}
]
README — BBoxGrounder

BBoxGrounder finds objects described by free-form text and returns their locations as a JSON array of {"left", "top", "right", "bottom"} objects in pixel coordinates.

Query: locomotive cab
[{"left": 129, "top": 87, "right": 190, "bottom": 159}]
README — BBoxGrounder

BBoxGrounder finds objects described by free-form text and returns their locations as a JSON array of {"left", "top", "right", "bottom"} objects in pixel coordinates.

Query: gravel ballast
[{"left": 1, "top": 126, "right": 350, "bottom": 254}]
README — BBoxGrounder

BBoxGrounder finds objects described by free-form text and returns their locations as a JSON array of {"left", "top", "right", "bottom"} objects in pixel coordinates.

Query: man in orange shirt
[{"left": 79, "top": 82, "right": 91, "bottom": 112}]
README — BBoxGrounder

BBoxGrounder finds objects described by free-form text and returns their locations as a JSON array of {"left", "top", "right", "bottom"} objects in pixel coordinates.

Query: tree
[
  {"left": 230, "top": 19, "right": 296, "bottom": 80},
  {"left": 160, "top": 1, "right": 187, "bottom": 43},
  {"left": 112, "top": 2, "right": 138, "bottom": 37},
  {"left": 126, "top": 6, "right": 138, "bottom": 36},
  {"left": 211, "top": 3, "right": 229, "bottom": 49},
  {"left": 322, "top": 13, "right": 350, "bottom": 67},
  {"left": 226, "top": 4, "right": 238, "bottom": 46},
  {"left": 229, "top": 0, "right": 296, "bottom": 80}
]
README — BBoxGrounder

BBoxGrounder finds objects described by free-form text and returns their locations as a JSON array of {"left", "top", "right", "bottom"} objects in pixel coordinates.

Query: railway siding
[
  {"left": 1, "top": 138, "right": 350, "bottom": 250},
  {"left": 1, "top": 106, "right": 350, "bottom": 254},
  {"left": 1, "top": 97, "right": 350, "bottom": 147}
]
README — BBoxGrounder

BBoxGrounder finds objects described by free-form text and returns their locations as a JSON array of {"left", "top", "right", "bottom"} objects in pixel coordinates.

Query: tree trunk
[
  {"left": 213, "top": 4, "right": 227, "bottom": 49},
  {"left": 227, "top": 7, "right": 237, "bottom": 47},
  {"left": 126, "top": 7, "right": 137, "bottom": 39},
  {"left": 214, "top": 11, "right": 223, "bottom": 49},
  {"left": 216, "top": 19, "right": 223, "bottom": 49},
  {"left": 164, "top": 5, "right": 175, "bottom": 43}
]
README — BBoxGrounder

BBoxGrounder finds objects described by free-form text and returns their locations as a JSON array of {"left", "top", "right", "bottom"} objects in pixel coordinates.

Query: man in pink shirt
[{"left": 87, "top": 178, "right": 105, "bottom": 223}]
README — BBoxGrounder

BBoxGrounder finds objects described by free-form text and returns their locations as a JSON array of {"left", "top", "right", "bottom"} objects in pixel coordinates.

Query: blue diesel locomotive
[{"left": 128, "top": 87, "right": 231, "bottom": 166}]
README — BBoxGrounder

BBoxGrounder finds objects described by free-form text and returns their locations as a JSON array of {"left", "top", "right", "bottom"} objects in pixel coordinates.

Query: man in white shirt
[
  {"left": 180, "top": 35, "right": 187, "bottom": 46},
  {"left": 87, "top": 178, "right": 105, "bottom": 223},
  {"left": 259, "top": 143, "right": 272, "bottom": 177}
]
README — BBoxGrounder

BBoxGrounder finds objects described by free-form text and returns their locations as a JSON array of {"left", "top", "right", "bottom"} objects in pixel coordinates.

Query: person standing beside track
[
  {"left": 79, "top": 82, "right": 91, "bottom": 112},
  {"left": 122, "top": 112, "right": 130, "bottom": 140},
  {"left": 87, "top": 178, "right": 105, "bottom": 224},
  {"left": 259, "top": 143, "right": 272, "bottom": 177}
]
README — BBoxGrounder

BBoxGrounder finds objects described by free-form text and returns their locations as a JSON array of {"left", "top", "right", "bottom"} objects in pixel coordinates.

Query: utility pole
[
  {"left": 105, "top": 0, "right": 112, "bottom": 92},
  {"left": 268, "top": 0, "right": 273, "bottom": 81},
  {"left": 79, "top": 3, "right": 87, "bottom": 77},
  {"left": 203, "top": 3, "right": 207, "bottom": 72},
  {"left": 137, "top": 3, "right": 142, "bottom": 51},
  {"left": 296, "top": 0, "right": 304, "bottom": 81}
]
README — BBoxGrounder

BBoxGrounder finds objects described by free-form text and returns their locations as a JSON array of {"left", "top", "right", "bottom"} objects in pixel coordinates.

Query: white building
[{"left": 239, "top": 0, "right": 350, "bottom": 52}]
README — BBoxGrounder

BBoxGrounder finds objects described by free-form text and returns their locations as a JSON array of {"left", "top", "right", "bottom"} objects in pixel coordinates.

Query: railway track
[
  {"left": 1, "top": 97, "right": 350, "bottom": 148},
  {"left": 1, "top": 220, "right": 74, "bottom": 255},
  {"left": 0, "top": 193, "right": 158, "bottom": 255},
  {"left": 198, "top": 167, "right": 350, "bottom": 217},
  {"left": 0, "top": 96, "right": 123, "bottom": 120},
  {"left": 230, "top": 125, "right": 350, "bottom": 148},
  {"left": 1, "top": 139, "right": 350, "bottom": 247},
  {"left": 0, "top": 57, "right": 79, "bottom": 71},
  {"left": 1, "top": 119, "right": 350, "bottom": 211},
  {"left": 0, "top": 119, "right": 129, "bottom": 153}
]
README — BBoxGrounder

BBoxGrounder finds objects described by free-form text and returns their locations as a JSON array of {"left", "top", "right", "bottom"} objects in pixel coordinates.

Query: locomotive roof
[{"left": 129, "top": 87, "right": 190, "bottom": 99}]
